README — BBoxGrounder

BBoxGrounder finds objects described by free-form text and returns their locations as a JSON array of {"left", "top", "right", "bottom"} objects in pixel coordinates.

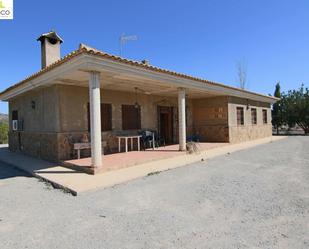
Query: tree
[
  {"left": 272, "top": 82, "right": 282, "bottom": 134},
  {"left": 0, "top": 122, "right": 8, "bottom": 144},
  {"left": 236, "top": 60, "right": 247, "bottom": 89},
  {"left": 281, "top": 84, "right": 309, "bottom": 134}
]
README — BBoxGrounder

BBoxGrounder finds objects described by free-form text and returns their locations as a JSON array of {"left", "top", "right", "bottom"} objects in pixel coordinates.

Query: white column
[
  {"left": 89, "top": 71, "right": 102, "bottom": 168},
  {"left": 137, "top": 137, "right": 140, "bottom": 151},
  {"left": 125, "top": 137, "right": 128, "bottom": 152},
  {"left": 178, "top": 88, "right": 186, "bottom": 151},
  {"left": 118, "top": 138, "right": 121, "bottom": 152}
]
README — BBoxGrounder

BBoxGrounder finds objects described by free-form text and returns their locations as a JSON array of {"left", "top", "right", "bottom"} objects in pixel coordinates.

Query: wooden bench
[{"left": 74, "top": 141, "right": 107, "bottom": 159}]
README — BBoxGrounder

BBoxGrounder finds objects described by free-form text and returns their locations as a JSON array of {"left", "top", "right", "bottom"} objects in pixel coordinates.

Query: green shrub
[
  {"left": 0, "top": 122, "right": 9, "bottom": 144},
  {"left": 281, "top": 84, "right": 309, "bottom": 134}
]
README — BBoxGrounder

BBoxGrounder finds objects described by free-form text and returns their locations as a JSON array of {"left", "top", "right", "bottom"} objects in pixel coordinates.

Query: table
[{"left": 117, "top": 135, "right": 142, "bottom": 153}]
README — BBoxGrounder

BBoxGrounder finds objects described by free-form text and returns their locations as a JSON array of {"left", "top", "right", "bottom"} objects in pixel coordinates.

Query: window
[
  {"left": 101, "top": 103, "right": 112, "bottom": 131},
  {"left": 262, "top": 109, "right": 268, "bottom": 124},
  {"left": 87, "top": 103, "right": 112, "bottom": 132},
  {"left": 12, "top": 110, "right": 18, "bottom": 120},
  {"left": 236, "top": 107, "right": 244, "bottom": 126},
  {"left": 251, "top": 108, "right": 257, "bottom": 125},
  {"left": 122, "top": 105, "right": 141, "bottom": 130}
]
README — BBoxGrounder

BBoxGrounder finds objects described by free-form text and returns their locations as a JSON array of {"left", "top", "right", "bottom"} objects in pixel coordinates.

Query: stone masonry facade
[
  {"left": 228, "top": 96, "right": 272, "bottom": 143},
  {"left": 8, "top": 85, "right": 272, "bottom": 162}
]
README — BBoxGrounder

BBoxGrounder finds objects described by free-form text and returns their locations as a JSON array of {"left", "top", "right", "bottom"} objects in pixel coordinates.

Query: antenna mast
[{"left": 119, "top": 33, "right": 137, "bottom": 56}]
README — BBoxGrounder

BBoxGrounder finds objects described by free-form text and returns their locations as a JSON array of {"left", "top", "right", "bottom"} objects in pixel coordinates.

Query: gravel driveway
[{"left": 0, "top": 136, "right": 308, "bottom": 249}]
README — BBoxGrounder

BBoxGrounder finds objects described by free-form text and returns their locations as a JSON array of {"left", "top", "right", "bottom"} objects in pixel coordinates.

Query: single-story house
[{"left": 0, "top": 31, "right": 278, "bottom": 172}]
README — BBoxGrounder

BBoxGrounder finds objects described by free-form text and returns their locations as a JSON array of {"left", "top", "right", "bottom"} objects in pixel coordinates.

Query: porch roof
[{"left": 0, "top": 44, "right": 278, "bottom": 103}]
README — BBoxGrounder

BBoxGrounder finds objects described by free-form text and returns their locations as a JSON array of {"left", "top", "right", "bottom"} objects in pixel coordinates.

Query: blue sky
[{"left": 0, "top": 0, "right": 308, "bottom": 114}]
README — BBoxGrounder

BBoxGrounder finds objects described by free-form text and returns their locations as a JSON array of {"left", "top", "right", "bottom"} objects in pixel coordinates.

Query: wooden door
[{"left": 157, "top": 106, "right": 173, "bottom": 144}]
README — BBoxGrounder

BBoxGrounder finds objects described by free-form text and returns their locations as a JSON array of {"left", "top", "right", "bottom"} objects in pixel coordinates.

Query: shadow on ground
[
  {"left": 0, "top": 147, "right": 81, "bottom": 176},
  {"left": 0, "top": 162, "right": 31, "bottom": 180}
]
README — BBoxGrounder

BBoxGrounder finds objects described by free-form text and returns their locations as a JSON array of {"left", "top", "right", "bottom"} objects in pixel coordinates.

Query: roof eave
[{"left": 0, "top": 47, "right": 279, "bottom": 104}]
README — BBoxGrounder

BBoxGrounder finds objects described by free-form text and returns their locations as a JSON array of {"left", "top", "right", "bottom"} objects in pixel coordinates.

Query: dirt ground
[{"left": 0, "top": 136, "right": 308, "bottom": 249}]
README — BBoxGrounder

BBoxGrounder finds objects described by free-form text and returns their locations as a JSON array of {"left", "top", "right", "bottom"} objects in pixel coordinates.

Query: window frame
[
  {"left": 251, "top": 108, "right": 257, "bottom": 125},
  {"left": 87, "top": 103, "right": 112, "bottom": 132},
  {"left": 236, "top": 107, "right": 244, "bottom": 126},
  {"left": 121, "top": 104, "right": 141, "bottom": 130},
  {"left": 262, "top": 109, "right": 268, "bottom": 124},
  {"left": 12, "top": 110, "right": 18, "bottom": 120}
]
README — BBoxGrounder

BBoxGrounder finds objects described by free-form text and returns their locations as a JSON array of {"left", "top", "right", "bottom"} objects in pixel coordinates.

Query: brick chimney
[{"left": 37, "top": 31, "right": 63, "bottom": 69}]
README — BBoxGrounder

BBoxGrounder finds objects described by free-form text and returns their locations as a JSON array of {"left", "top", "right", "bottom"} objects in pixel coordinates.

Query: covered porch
[
  {"left": 63, "top": 142, "right": 228, "bottom": 174},
  {"left": 53, "top": 46, "right": 226, "bottom": 173}
]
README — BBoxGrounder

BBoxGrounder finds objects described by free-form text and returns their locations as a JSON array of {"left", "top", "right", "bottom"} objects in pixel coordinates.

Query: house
[{"left": 0, "top": 31, "right": 277, "bottom": 173}]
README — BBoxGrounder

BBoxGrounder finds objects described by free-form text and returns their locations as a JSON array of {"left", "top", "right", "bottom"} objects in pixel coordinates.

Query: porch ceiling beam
[
  {"left": 146, "top": 87, "right": 177, "bottom": 95},
  {"left": 57, "top": 78, "right": 88, "bottom": 85},
  {"left": 111, "top": 74, "right": 174, "bottom": 89}
]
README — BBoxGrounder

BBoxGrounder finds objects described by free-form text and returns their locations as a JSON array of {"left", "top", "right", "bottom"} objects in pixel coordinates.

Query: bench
[{"left": 74, "top": 141, "right": 107, "bottom": 159}]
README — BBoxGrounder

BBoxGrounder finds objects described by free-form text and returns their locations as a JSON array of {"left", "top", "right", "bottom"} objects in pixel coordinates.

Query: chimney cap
[{"left": 37, "top": 30, "right": 63, "bottom": 43}]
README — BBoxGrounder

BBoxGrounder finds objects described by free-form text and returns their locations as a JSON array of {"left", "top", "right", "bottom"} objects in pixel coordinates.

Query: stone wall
[
  {"left": 229, "top": 125, "right": 272, "bottom": 143},
  {"left": 8, "top": 85, "right": 60, "bottom": 132},
  {"left": 8, "top": 85, "right": 195, "bottom": 161},
  {"left": 8, "top": 85, "right": 62, "bottom": 161},
  {"left": 56, "top": 131, "right": 127, "bottom": 160},
  {"left": 228, "top": 96, "right": 272, "bottom": 143},
  {"left": 9, "top": 131, "right": 59, "bottom": 162},
  {"left": 192, "top": 96, "right": 229, "bottom": 142},
  {"left": 57, "top": 85, "right": 194, "bottom": 134},
  {"left": 9, "top": 130, "right": 91, "bottom": 162},
  {"left": 8, "top": 84, "right": 273, "bottom": 161},
  {"left": 56, "top": 85, "right": 196, "bottom": 159}
]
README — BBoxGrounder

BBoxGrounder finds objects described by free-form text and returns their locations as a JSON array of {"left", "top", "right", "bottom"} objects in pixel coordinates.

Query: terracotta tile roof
[{"left": 0, "top": 44, "right": 278, "bottom": 101}]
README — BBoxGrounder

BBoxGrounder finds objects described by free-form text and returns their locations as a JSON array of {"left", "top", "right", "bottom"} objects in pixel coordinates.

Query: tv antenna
[{"left": 119, "top": 33, "right": 137, "bottom": 57}]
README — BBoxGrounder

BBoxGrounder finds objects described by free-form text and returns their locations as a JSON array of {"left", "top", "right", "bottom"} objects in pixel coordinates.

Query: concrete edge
[{"left": 32, "top": 172, "right": 78, "bottom": 196}]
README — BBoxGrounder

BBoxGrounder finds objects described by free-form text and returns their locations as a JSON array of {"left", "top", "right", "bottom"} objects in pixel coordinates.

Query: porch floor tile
[{"left": 64, "top": 143, "right": 226, "bottom": 173}]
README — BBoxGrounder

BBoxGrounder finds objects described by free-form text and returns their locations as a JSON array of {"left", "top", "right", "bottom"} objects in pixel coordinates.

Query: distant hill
[{"left": 0, "top": 113, "right": 8, "bottom": 123}]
